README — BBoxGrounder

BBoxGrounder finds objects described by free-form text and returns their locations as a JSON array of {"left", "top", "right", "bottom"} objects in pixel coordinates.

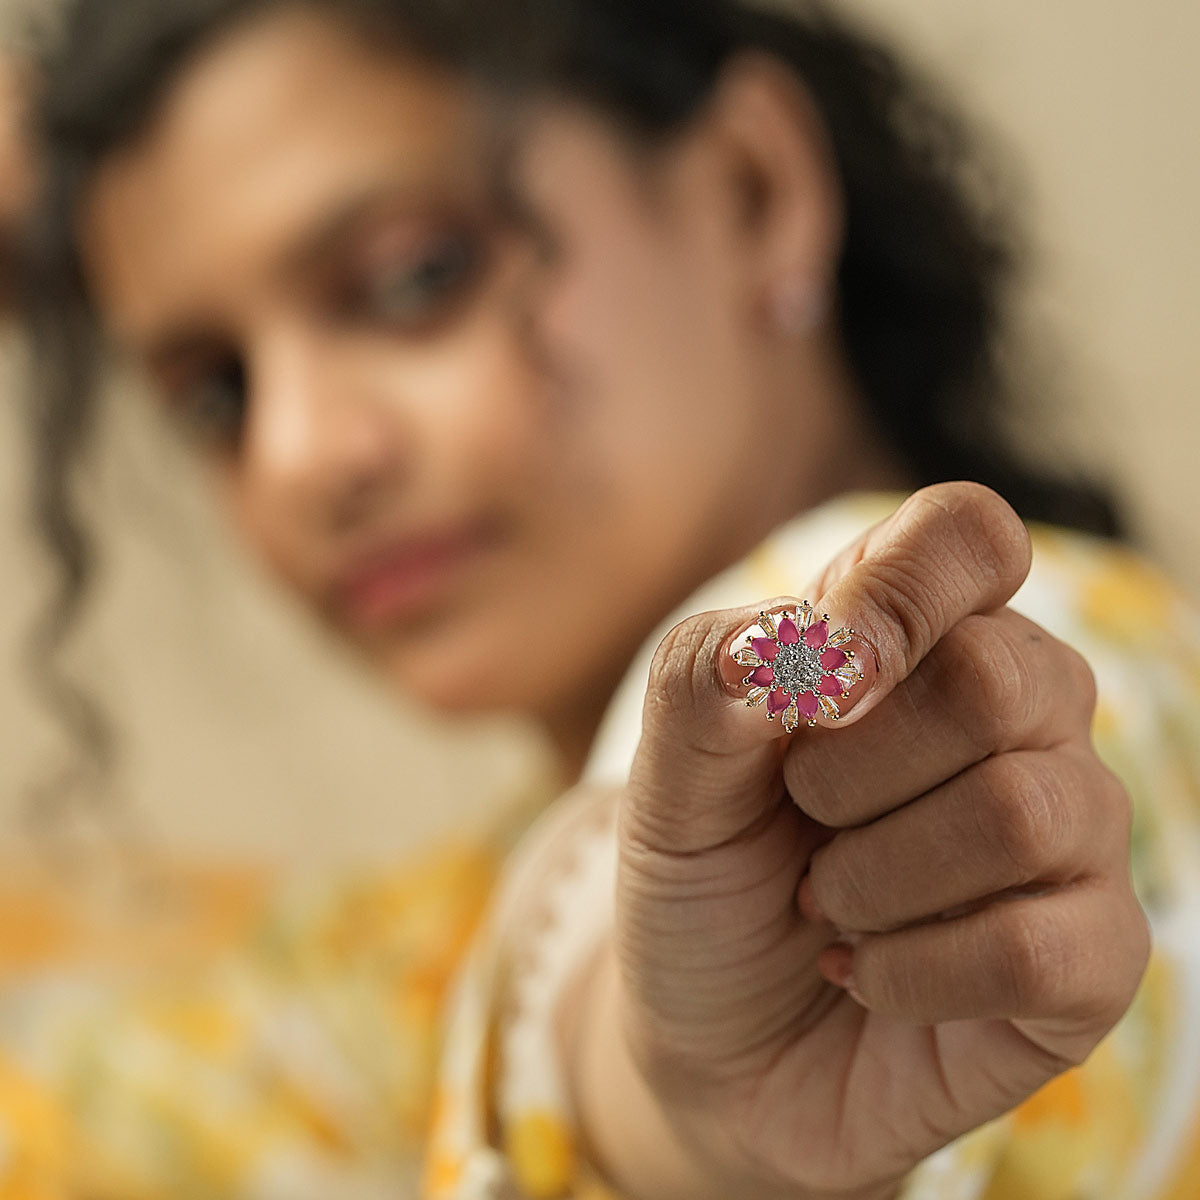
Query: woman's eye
[
  {"left": 167, "top": 358, "right": 247, "bottom": 449},
  {"left": 359, "top": 235, "right": 479, "bottom": 327}
]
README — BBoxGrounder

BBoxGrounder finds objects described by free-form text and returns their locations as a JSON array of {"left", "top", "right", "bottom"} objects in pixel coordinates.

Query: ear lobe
[
  {"left": 770, "top": 273, "right": 830, "bottom": 337},
  {"left": 704, "top": 51, "right": 844, "bottom": 300}
]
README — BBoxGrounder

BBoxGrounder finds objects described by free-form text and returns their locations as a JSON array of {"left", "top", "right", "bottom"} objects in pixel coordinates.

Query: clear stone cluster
[
  {"left": 771, "top": 641, "right": 824, "bottom": 694},
  {"left": 736, "top": 601, "right": 863, "bottom": 732}
]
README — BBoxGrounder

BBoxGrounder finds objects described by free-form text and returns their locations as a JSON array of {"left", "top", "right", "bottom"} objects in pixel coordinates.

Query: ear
[{"left": 699, "top": 52, "right": 844, "bottom": 327}]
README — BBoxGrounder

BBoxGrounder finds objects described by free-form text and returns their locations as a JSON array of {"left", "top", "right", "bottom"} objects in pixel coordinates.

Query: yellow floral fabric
[
  {"left": 430, "top": 493, "right": 1200, "bottom": 1200},
  {"left": 0, "top": 839, "right": 521, "bottom": 1198}
]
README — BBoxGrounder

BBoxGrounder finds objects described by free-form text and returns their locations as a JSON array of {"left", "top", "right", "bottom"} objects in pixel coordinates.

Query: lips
[{"left": 332, "top": 522, "right": 493, "bottom": 630}]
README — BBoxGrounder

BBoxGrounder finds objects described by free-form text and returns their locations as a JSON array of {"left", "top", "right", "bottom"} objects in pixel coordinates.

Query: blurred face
[{"left": 82, "top": 10, "right": 846, "bottom": 745}]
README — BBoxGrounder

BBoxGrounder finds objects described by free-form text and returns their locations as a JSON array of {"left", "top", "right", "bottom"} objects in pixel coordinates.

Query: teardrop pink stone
[
  {"left": 776, "top": 617, "right": 800, "bottom": 645},
  {"left": 819, "top": 647, "right": 846, "bottom": 670},
  {"left": 766, "top": 689, "right": 791, "bottom": 716},
  {"left": 795, "top": 692, "right": 819, "bottom": 720},
  {"left": 748, "top": 665, "right": 775, "bottom": 688},
  {"left": 803, "top": 619, "right": 828, "bottom": 648},
  {"left": 751, "top": 637, "right": 779, "bottom": 662},
  {"left": 818, "top": 675, "right": 843, "bottom": 696}
]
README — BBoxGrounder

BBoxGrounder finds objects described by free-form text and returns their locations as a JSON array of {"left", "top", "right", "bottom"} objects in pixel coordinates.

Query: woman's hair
[{"left": 25, "top": 0, "right": 1122, "bottom": 800}]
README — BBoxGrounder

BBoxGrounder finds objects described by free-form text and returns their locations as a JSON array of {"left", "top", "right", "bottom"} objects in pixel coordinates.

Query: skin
[{"left": 78, "top": 10, "right": 1149, "bottom": 1198}]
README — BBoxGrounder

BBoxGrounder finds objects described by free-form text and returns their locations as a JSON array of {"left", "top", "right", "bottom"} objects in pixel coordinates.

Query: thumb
[{"left": 626, "top": 600, "right": 872, "bottom": 856}]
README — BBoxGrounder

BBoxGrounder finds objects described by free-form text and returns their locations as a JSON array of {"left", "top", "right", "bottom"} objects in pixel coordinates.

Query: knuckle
[
  {"left": 645, "top": 615, "right": 717, "bottom": 726},
  {"left": 1127, "top": 902, "right": 1153, "bottom": 994},
  {"left": 650, "top": 614, "right": 708, "bottom": 679},
  {"left": 902, "top": 483, "right": 1032, "bottom": 600},
  {"left": 973, "top": 756, "right": 1066, "bottom": 881},
  {"left": 1103, "top": 766, "right": 1135, "bottom": 847},
  {"left": 1070, "top": 900, "right": 1151, "bottom": 1037},
  {"left": 993, "top": 904, "right": 1066, "bottom": 1013},
  {"left": 1076, "top": 749, "right": 1131, "bottom": 843},
  {"left": 1013, "top": 616, "right": 1097, "bottom": 721},
  {"left": 809, "top": 842, "right": 889, "bottom": 931},
  {"left": 971, "top": 624, "right": 1038, "bottom": 736},
  {"left": 1068, "top": 646, "right": 1099, "bottom": 718},
  {"left": 1087, "top": 902, "right": 1152, "bottom": 1034},
  {"left": 785, "top": 752, "right": 858, "bottom": 827},
  {"left": 1097, "top": 898, "right": 1153, "bottom": 1026},
  {"left": 925, "top": 618, "right": 1036, "bottom": 754},
  {"left": 1035, "top": 626, "right": 1098, "bottom": 725},
  {"left": 858, "top": 555, "right": 941, "bottom": 661},
  {"left": 1059, "top": 744, "right": 1130, "bottom": 860}
]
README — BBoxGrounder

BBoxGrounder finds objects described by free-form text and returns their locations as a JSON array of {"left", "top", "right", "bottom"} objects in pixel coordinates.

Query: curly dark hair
[{"left": 24, "top": 0, "right": 1123, "bottom": 802}]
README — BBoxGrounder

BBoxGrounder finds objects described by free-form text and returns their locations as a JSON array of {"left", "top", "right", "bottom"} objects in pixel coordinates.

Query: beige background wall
[
  {"left": 1, "top": 0, "right": 1197, "bottom": 860},
  {"left": 850, "top": 0, "right": 1199, "bottom": 592}
]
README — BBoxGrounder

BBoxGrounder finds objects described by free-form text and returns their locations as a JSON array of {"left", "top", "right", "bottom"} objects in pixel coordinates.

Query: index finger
[{"left": 813, "top": 481, "right": 1032, "bottom": 726}]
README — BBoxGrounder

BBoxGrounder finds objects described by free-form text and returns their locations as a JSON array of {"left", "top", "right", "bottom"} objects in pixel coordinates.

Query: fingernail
[
  {"left": 818, "top": 942, "right": 855, "bottom": 988},
  {"left": 796, "top": 873, "right": 828, "bottom": 925},
  {"left": 843, "top": 972, "right": 867, "bottom": 1008},
  {"left": 818, "top": 945, "right": 868, "bottom": 1006},
  {"left": 730, "top": 602, "right": 864, "bottom": 733}
]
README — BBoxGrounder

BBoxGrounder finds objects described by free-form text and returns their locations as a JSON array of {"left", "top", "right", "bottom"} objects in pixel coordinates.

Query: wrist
[{"left": 564, "top": 943, "right": 904, "bottom": 1200}]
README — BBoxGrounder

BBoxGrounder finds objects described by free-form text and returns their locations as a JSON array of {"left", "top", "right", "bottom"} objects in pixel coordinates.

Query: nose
[{"left": 236, "top": 325, "right": 408, "bottom": 539}]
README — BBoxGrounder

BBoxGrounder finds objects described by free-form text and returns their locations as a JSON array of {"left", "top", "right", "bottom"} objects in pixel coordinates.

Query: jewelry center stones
[
  {"left": 740, "top": 604, "right": 861, "bottom": 731},
  {"left": 771, "top": 641, "right": 825, "bottom": 693}
]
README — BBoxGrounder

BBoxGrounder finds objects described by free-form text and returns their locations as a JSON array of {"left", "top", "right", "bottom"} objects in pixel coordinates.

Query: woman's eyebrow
[
  {"left": 131, "top": 179, "right": 432, "bottom": 359},
  {"left": 274, "top": 177, "right": 432, "bottom": 281}
]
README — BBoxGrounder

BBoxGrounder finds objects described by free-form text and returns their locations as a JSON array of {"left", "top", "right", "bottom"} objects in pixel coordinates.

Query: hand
[{"left": 585, "top": 483, "right": 1149, "bottom": 1200}]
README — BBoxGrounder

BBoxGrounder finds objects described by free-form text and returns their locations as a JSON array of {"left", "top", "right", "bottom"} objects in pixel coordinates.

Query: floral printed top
[
  {"left": 429, "top": 492, "right": 1200, "bottom": 1200},
  {"left": 3, "top": 492, "right": 1200, "bottom": 1200}
]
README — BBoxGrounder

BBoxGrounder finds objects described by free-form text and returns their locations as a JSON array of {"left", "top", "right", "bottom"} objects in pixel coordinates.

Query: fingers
[
  {"left": 820, "top": 882, "right": 1150, "bottom": 1039},
  {"left": 800, "top": 741, "right": 1129, "bottom": 934},
  {"left": 813, "top": 482, "right": 1032, "bottom": 725},
  {"left": 783, "top": 608, "right": 1098, "bottom": 827},
  {"left": 800, "top": 731, "right": 1148, "bottom": 1047}
]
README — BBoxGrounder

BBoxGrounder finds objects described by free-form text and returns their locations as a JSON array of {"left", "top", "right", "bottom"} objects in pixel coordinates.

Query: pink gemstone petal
[
  {"left": 795, "top": 691, "right": 819, "bottom": 720},
  {"left": 776, "top": 617, "right": 800, "bottom": 645},
  {"left": 766, "top": 689, "right": 792, "bottom": 716},
  {"left": 803, "top": 619, "right": 828, "bottom": 648},
  {"left": 748, "top": 665, "right": 775, "bottom": 688},
  {"left": 751, "top": 637, "right": 779, "bottom": 662},
  {"left": 819, "top": 647, "right": 847, "bottom": 670},
  {"left": 818, "top": 675, "right": 843, "bottom": 696}
]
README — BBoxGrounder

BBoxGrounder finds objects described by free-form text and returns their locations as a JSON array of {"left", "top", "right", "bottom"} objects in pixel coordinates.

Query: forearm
[{"left": 564, "top": 942, "right": 902, "bottom": 1200}]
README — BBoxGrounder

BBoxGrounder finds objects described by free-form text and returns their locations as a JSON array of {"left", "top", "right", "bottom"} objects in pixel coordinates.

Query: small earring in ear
[{"left": 771, "top": 276, "right": 829, "bottom": 338}]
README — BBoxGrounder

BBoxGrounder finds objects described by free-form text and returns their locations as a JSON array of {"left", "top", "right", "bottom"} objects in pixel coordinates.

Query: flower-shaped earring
[{"left": 736, "top": 603, "right": 863, "bottom": 732}]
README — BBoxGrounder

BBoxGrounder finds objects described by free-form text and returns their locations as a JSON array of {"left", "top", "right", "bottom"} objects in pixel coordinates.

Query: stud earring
[{"left": 770, "top": 275, "right": 829, "bottom": 338}]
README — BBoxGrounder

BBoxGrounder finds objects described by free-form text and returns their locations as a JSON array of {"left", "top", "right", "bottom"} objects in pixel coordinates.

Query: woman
[{"left": 15, "top": 0, "right": 1198, "bottom": 1197}]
